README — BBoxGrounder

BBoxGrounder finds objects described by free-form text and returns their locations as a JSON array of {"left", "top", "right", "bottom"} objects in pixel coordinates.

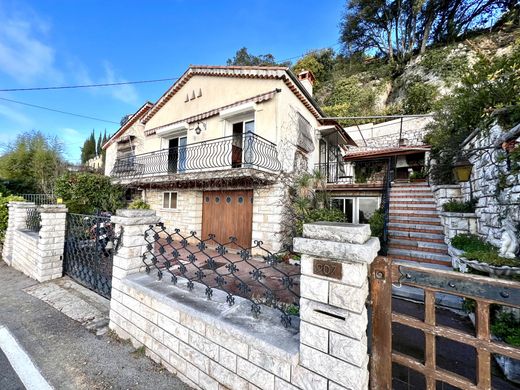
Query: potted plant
[{"left": 409, "top": 169, "right": 427, "bottom": 182}]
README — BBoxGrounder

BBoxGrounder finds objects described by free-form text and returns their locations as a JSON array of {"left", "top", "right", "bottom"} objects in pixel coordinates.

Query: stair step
[
  {"left": 389, "top": 243, "right": 448, "bottom": 255},
  {"left": 389, "top": 231, "right": 445, "bottom": 242},
  {"left": 391, "top": 256, "right": 452, "bottom": 267},
  {"left": 388, "top": 238, "right": 448, "bottom": 251},
  {"left": 388, "top": 248, "right": 451, "bottom": 263},
  {"left": 390, "top": 215, "right": 441, "bottom": 224},
  {"left": 391, "top": 188, "right": 434, "bottom": 193},
  {"left": 390, "top": 197, "right": 435, "bottom": 202},
  {"left": 389, "top": 209, "right": 440, "bottom": 216},
  {"left": 392, "top": 182, "right": 429, "bottom": 187},
  {"left": 388, "top": 223, "right": 444, "bottom": 233}
]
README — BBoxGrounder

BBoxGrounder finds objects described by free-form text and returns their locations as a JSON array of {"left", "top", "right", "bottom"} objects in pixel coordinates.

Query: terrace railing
[
  {"left": 143, "top": 223, "right": 300, "bottom": 327},
  {"left": 21, "top": 194, "right": 57, "bottom": 205},
  {"left": 315, "top": 159, "right": 389, "bottom": 185},
  {"left": 111, "top": 132, "right": 281, "bottom": 179}
]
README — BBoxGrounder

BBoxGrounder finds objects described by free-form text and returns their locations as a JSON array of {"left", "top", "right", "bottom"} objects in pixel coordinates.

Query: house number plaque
[{"left": 313, "top": 259, "right": 342, "bottom": 280}]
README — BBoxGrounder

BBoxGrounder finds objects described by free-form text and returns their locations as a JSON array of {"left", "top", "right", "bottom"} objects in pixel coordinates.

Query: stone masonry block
[
  {"left": 303, "top": 222, "right": 371, "bottom": 244},
  {"left": 236, "top": 357, "right": 275, "bottom": 390},
  {"left": 328, "top": 281, "right": 368, "bottom": 314},
  {"left": 179, "top": 341, "right": 210, "bottom": 372},
  {"left": 294, "top": 236, "right": 380, "bottom": 264},
  {"left": 290, "top": 365, "right": 327, "bottom": 390},
  {"left": 300, "top": 254, "right": 367, "bottom": 287},
  {"left": 209, "top": 360, "right": 248, "bottom": 390},
  {"left": 248, "top": 346, "right": 291, "bottom": 381},
  {"left": 299, "top": 344, "right": 366, "bottom": 390},
  {"left": 329, "top": 332, "right": 368, "bottom": 368},
  {"left": 299, "top": 321, "right": 328, "bottom": 352},
  {"left": 300, "top": 275, "right": 328, "bottom": 303},
  {"left": 189, "top": 330, "right": 218, "bottom": 360},
  {"left": 218, "top": 347, "right": 237, "bottom": 372},
  {"left": 300, "top": 298, "right": 367, "bottom": 340}
]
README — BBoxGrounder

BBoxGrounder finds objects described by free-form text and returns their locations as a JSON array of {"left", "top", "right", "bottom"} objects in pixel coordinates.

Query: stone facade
[
  {"left": 431, "top": 184, "right": 463, "bottom": 210},
  {"left": 108, "top": 210, "right": 379, "bottom": 390},
  {"left": 145, "top": 189, "right": 203, "bottom": 238},
  {"left": 3, "top": 202, "right": 67, "bottom": 282},
  {"left": 440, "top": 212, "right": 479, "bottom": 244},
  {"left": 460, "top": 124, "right": 520, "bottom": 243}
]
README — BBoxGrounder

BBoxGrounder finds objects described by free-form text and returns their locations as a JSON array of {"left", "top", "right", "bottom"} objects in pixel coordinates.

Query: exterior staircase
[{"left": 387, "top": 181, "right": 451, "bottom": 268}]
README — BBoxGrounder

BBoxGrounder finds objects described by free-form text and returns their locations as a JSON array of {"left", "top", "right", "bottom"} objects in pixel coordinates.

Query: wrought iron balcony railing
[
  {"left": 315, "top": 160, "right": 389, "bottom": 185},
  {"left": 111, "top": 132, "right": 281, "bottom": 179}
]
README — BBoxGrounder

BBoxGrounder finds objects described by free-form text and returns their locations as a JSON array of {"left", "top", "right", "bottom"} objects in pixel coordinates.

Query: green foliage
[
  {"left": 0, "top": 195, "right": 24, "bottom": 240},
  {"left": 285, "top": 304, "right": 300, "bottom": 316},
  {"left": 409, "top": 170, "right": 427, "bottom": 180},
  {"left": 403, "top": 82, "right": 439, "bottom": 114},
  {"left": 420, "top": 47, "right": 469, "bottom": 84},
  {"left": 426, "top": 43, "right": 520, "bottom": 184},
  {"left": 442, "top": 199, "right": 476, "bottom": 213},
  {"left": 451, "top": 234, "right": 494, "bottom": 252},
  {"left": 491, "top": 311, "right": 520, "bottom": 347},
  {"left": 0, "top": 130, "right": 65, "bottom": 194},
  {"left": 463, "top": 249, "right": 519, "bottom": 267},
  {"left": 81, "top": 130, "right": 97, "bottom": 164},
  {"left": 368, "top": 209, "right": 384, "bottom": 239},
  {"left": 293, "top": 49, "right": 336, "bottom": 86},
  {"left": 323, "top": 75, "right": 378, "bottom": 117},
  {"left": 128, "top": 198, "right": 150, "bottom": 210},
  {"left": 295, "top": 208, "right": 346, "bottom": 236},
  {"left": 226, "top": 47, "right": 290, "bottom": 67},
  {"left": 54, "top": 172, "right": 124, "bottom": 214}
]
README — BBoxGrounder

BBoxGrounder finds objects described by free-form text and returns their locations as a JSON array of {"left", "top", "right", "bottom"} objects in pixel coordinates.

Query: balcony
[
  {"left": 315, "top": 160, "right": 389, "bottom": 188},
  {"left": 111, "top": 132, "right": 281, "bottom": 186}
]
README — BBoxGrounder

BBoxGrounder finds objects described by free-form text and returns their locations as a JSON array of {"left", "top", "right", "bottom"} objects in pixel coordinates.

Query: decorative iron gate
[{"left": 63, "top": 213, "right": 116, "bottom": 299}]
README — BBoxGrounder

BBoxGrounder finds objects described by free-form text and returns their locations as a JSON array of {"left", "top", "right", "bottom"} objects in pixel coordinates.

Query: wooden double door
[{"left": 202, "top": 190, "right": 253, "bottom": 247}]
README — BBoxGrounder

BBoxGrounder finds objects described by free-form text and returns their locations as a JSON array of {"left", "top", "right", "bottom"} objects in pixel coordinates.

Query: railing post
[{"left": 293, "top": 222, "right": 380, "bottom": 390}]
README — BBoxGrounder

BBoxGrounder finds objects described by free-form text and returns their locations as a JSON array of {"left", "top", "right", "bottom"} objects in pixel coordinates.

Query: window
[
  {"left": 297, "top": 112, "right": 315, "bottom": 153},
  {"left": 331, "top": 197, "right": 379, "bottom": 224},
  {"left": 163, "top": 192, "right": 178, "bottom": 209}
]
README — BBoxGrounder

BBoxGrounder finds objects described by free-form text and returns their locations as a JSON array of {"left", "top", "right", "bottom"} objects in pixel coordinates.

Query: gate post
[
  {"left": 293, "top": 222, "right": 380, "bottom": 390},
  {"left": 110, "top": 209, "right": 160, "bottom": 282},
  {"left": 37, "top": 204, "right": 68, "bottom": 281},
  {"left": 2, "top": 202, "right": 35, "bottom": 265}
]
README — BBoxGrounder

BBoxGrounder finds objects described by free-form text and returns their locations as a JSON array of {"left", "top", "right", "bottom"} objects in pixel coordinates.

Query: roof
[
  {"left": 102, "top": 102, "right": 153, "bottom": 150},
  {"left": 141, "top": 65, "right": 326, "bottom": 124},
  {"left": 144, "top": 89, "right": 281, "bottom": 136},
  {"left": 344, "top": 146, "right": 431, "bottom": 161}
]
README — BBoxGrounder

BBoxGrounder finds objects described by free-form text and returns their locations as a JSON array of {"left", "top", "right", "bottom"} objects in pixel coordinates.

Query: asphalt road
[{"left": 0, "top": 261, "right": 192, "bottom": 390}]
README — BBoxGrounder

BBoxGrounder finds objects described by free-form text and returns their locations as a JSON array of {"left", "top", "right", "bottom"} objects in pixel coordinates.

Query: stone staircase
[{"left": 387, "top": 181, "right": 451, "bottom": 268}]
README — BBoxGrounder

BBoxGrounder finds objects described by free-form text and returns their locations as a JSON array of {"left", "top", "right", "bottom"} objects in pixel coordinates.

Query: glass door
[{"left": 243, "top": 120, "right": 255, "bottom": 167}]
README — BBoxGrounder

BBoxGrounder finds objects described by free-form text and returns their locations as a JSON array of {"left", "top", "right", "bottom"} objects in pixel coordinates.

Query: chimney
[{"left": 297, "top": 69, "right": 316, "bottom": 96}]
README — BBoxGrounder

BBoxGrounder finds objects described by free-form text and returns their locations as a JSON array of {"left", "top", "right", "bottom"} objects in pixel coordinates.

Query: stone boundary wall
[
  {"left": 108, "top": 210, "right": 379, "bottom": 390},
  {"left": 2, "top": 202, "right": 67, "bottom": 282},
  {"left": 460, "top": 124, "right": 520, "bottom": 243},
  {"left": 440, "top": 212, "right": 479, "bottom": 244}
]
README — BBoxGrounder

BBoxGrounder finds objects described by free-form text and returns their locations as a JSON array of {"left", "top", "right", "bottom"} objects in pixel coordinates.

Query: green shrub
[
  {"left": 403, "top": 82, "right": 439, "bottom": 114},
  {"left": 442, "top": 199, "right": 476, "bottom": 213},
  {"left": 409, "top": 170, "right": 427, "bottom": 180},
  {"left": 451, "top": 233, "right": 494, "bottom": 252},
  {"left": 295, "top": 208, "right": 345, "bottom": 236},
  {"left": 128, "top": 198, "right": 150, "bottom": 210},
  {"left": 368, "top": 209, "right": 385, "bottom": 239},
  {"left": 0, "top": 195, "right": 25, "bottom": 240},
  {"left": 491, "top": 312, "right": 520, "bottom": 347},
  {"left": 463, "top": 249, "right": 519, "bottom": 267},
  {"left": 54, "top": 172, "right": 124, "bottom": 214}
]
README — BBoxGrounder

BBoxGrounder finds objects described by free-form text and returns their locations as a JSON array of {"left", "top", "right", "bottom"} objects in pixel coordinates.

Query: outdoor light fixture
[
  {"left": 194, "top": 121, "right": 206, "bottom": 135},
  {"left": 452, "top": 158, "right": 473, "bottom": 182}
]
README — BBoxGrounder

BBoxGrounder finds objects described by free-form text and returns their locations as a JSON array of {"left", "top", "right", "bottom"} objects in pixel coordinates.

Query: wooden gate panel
[{"left": 202, "top": 190, "right": 253, "bottom": 247}]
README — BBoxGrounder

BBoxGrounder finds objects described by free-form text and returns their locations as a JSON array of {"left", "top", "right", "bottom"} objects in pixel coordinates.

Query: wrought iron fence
[
  {"left": 314, "top": 159, "right": 388, "bottom": 185},
  {"left": 21, "top": 194, "right": 57, "bottom": 205},
  {"left": 25, "top": 208, "right": 41, "bottom": 232},
  {"left": 111, "top": 132, "right": 281, "bottom": 179},
  {"left": 143, "top": 223, "right": 300, "bottom": 327}
]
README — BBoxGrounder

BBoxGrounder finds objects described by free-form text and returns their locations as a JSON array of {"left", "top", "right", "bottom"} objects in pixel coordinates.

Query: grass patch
[
  {"left": 132, "top": 345, "right": 146, "bottom": 358},
  {"left": 442, "top": 199, "right": 476, "bottom": 213}
]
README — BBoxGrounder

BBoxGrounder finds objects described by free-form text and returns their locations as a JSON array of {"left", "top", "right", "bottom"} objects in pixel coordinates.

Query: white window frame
[
  {"left": 331, "top": 196, "right": 380, "bottom": 224},
  {"left": 162, "top": 192, "right": 178, "bottom": 209}
]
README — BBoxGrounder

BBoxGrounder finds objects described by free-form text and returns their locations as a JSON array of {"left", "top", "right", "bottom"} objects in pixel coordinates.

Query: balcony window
[
  {"left": 331, "top": 196, "right": 379, "bottom": 224},
  {"left": 163, "top": 192, "right": 178, "bottom": 209}
]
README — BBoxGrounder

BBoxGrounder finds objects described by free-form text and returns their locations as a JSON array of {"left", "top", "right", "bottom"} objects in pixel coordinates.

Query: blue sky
[{"left": 0, "top": 0, "right": 344, "bottom": 163}]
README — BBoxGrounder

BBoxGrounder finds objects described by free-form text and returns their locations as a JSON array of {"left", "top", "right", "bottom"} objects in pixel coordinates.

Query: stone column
[
  {"left": 2, "top": 202, "right": 35, "bottom": 266},
  {"left": 110, "top": 209, "right": 160, "bottom": 282},
  {"left": 36, "top": 204, "right": 68, "bottom": 281},
  {"left": 293, "top": 222, "right": 380, "bottom": 390}
]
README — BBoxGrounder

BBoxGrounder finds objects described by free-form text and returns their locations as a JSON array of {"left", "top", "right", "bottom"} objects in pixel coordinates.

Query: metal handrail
[
  {"left": 380, "top": 157, "right": 394, "bottom": 254},
  {"left": 111, "top": 132, "right": 281, "bottom": 179}
]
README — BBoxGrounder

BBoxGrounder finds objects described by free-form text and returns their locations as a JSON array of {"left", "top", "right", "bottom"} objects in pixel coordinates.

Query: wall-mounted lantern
[
  {"left": 452, "top": 158, "right": 473, "bottom": 182},
  {"left": 194, "top": 122, "right": 206, "bottom": 135}
]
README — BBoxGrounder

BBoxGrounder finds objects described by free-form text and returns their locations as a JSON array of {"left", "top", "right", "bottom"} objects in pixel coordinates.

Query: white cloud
[
  {"left": 0, "top": 104, "right": 33, "bottom": 126},
  {"left": 0, "top": 7, "right": 62, "bottom": 84}
]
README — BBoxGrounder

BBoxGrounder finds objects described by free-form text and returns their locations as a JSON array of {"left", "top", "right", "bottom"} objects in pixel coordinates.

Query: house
[{"left": 103, "top": 66, "right": 356, "bottom": 251}]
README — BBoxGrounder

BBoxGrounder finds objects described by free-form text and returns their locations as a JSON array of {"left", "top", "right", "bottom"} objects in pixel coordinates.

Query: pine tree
[{"left": 97, "top": 132, "right": 102, "bottom": 156}]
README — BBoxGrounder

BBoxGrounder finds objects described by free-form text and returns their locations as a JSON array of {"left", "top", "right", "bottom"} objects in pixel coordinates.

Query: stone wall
[
  {"left": 440, "top": 212, "right": 479, "bottom": 244},
  {"left": 252, "top": 182, "right": 287, "bottom": 252},
  {"left": 431, "top": 184, "right": 463, "bottom": 210},
  {"left": 460, "top": 124, "right": 520, "bottom": 243},
  {"left": 144, "top": 189, "right": 203, "bottom": 237},
  {"left": 108, "top": 210, "right": 380, "bottom": 390},
  {"left": 3, "top": 203, "right": 67, "bottom": 282}
]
